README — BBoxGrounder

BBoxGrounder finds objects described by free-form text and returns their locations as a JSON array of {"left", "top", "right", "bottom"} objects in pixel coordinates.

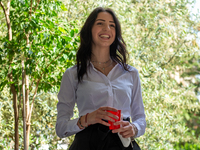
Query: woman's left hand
[{"left": 111, "top": 121, "right": 135, "bottom": 138}]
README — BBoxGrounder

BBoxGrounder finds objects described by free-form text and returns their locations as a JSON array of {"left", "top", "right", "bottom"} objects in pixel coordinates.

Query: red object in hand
[{"left": 107, "top": 110, "right": 121, "bottom": 130}]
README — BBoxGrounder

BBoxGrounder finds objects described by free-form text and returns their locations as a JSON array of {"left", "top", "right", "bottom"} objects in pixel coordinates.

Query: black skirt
[{"left": 69, "top": 119, "right": 140, "bottom": 150}]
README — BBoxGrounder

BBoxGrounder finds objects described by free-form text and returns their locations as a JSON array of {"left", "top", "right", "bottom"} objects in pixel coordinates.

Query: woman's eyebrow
[{"left": 96, "top": 19, "right": 115, "bottom": 23}]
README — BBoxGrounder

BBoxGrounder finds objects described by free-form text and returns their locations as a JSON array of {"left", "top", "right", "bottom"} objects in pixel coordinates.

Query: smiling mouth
[{"left": 100, "top": 34, "right": 110, "bottom": 39}]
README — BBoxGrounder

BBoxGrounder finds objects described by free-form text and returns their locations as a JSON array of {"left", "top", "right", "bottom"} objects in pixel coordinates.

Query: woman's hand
[
  {"left": 86, "top": 106, "right": 119, "bottom": 126},
  {"left": 112, "top": 121, "right": 136, "bottom": 138}
]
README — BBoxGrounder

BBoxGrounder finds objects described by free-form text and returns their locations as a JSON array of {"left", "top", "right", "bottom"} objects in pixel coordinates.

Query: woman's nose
[{"left": 103, "top": 24, "right": 110, "bottom": 31}]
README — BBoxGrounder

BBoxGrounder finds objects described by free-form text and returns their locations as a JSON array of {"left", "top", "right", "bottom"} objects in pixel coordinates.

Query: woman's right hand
[{"left": 86, "top": 106, "right": 119, "bottom": 126}]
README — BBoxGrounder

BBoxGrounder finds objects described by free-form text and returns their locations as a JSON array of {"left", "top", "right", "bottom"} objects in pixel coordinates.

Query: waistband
[{"left": 95, "top": 117, "right": 130, "bottom": 135}]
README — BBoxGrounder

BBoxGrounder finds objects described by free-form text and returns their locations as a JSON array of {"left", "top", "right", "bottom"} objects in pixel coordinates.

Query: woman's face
[{"left": 91, "top": 12, "right": 116, "bottom": 49}]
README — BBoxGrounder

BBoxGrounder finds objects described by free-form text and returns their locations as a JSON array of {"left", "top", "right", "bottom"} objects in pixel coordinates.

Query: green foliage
[
  {"left": 174, "top": 143, "right": 200, "bottom": 150},
  {"left": 0, "top": 0, "right": 79, "bottom": 149},
  {"left": 0, "top": 87, "right": 15, "bottom": 149},
  {"left": 0, "top": 0, "right": 79, "bottom": 93},
  {"left": 28, "top": 92, "right": 61, "bottom": 149}
]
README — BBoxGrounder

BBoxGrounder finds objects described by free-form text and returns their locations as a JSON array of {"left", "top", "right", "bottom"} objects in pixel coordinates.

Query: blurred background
[{"left": 0, "top": 0, "right": 200, "bottom": 149}]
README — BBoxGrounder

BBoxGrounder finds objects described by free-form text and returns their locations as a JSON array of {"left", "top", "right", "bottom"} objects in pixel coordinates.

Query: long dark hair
[{"left": 76, "top": 7, "right": 129, "bottom": 82}]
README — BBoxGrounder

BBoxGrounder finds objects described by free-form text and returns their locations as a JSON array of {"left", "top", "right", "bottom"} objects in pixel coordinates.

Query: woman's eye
[
  {"left": 110, "top": 24, "right": 115, "bottom": 28},
  {"left": 97, "top": 22, "right": 102, "bottom": 25}
]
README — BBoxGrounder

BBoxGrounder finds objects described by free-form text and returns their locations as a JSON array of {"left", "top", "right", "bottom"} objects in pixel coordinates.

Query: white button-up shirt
[{"left": 56, "top": 63, "right": 146, "bottom": 138}]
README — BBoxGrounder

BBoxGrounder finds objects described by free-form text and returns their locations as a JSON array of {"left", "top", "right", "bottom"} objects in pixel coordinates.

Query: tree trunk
[
  {"left": 25, "top": 75, "right": 30, "bottom": 150},
  {"left": 25, "top": 33, "right": 30, "bottom": 150},
  {"left": 22, "top": 59, "right": 27, "bottom": 150},
  {"left": 10, "top": 83, "right": 19, "bottom": 150},
  {"left": 1, "top": 2, "right": 18, "bottom": 148},
  {"left": 26, "top": 124, "right": 31, "bottom": 150}
]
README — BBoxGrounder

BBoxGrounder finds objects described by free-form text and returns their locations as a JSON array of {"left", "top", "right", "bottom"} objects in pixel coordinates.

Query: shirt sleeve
[
  {"left": 56, "top": 69, "right": 82, "bottom": 138},
  {"left": 130, "top": 69, "right": 146, "bottom": 138}
]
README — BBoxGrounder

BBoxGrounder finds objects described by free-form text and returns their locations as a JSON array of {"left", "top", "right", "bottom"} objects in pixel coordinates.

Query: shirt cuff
[
  {"left": 131, "top": 122, "right": 141, "bottom": 138},
  {"left": 57, "top": 118, "right": 83, "bottom": 138}
]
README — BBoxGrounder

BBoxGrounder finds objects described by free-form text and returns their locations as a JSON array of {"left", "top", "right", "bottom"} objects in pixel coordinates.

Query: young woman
[{"left": 56, "top": 7, "right": 146, "bottom": 150}]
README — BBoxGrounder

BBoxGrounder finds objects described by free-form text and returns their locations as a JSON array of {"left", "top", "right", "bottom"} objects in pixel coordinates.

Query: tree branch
[
  {"left": 0, "top": 0, "right": 12, "bottom": 40},
  {"left": 27, "top": 77, "right": 41, "bottom": 122},
  {"left": 143, "top": 40, "right": 187, "bottom": 78},
  {"left": 29, "top": 0, "right": 33, "bottom": 16},
  {"left": 161, "top": 40, "right": 186, "bottom": 67},
  {"left": 6, "top": 0, "right": 10, "bottom": 13},
  {"left": 34, "top": 0, "right": 41, "bottom": 14},
  {"left": 0, "top": 1, "right": 6, "bottom": 16}
]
